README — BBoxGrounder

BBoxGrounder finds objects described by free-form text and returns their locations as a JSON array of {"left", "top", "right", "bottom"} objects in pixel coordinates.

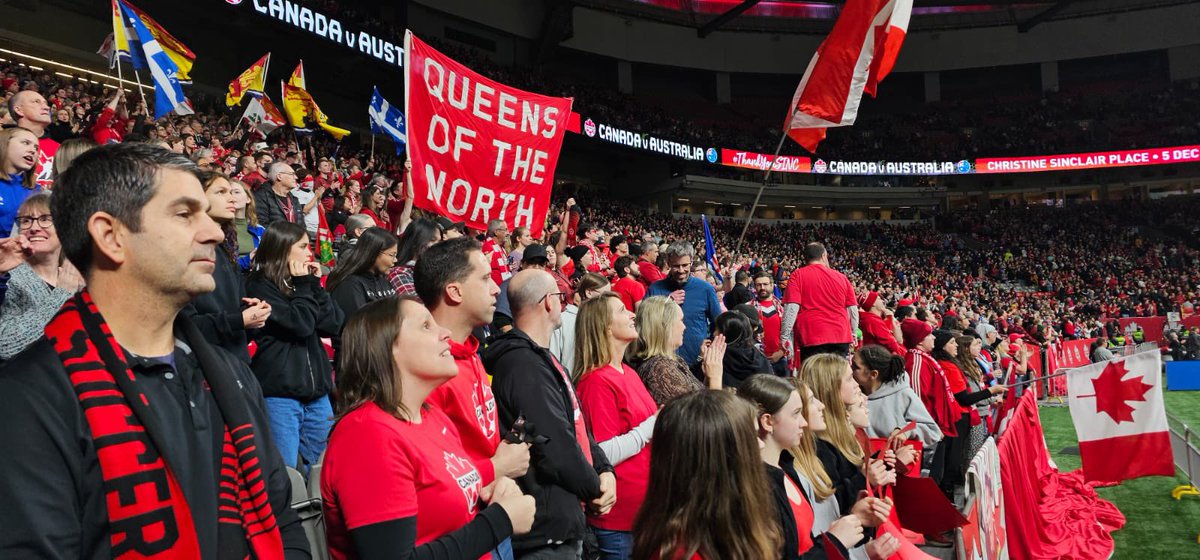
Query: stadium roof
[{"left": 575, "top": 0, "right": 1197, "bottom": 33}]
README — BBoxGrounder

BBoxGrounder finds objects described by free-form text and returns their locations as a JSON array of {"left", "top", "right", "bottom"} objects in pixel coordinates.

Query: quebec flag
[
  {"left": 369, "top": 87, "right": 407, "bottom": 154},
  {"left": 119, "top": 0, "right": 191, "bottom": 118}
]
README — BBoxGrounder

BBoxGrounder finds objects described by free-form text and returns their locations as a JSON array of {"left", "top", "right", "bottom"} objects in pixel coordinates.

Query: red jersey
[
  {"left": 859, "top": 311, "right": 906, "bottom": 356},
  {"left": 611, "top": 276, "right": 646, "bottom": 312},
  {"left": 321, "top": 403, "right": 487, "bottom": 560},
  {"left": 482, "top": 238, "right": 511, "bottom": 287},
  {"left": 938, "top": 359, "right": 981, "bottom": 426},
  {"left": 35, "top": 137, "right": 58, "bottom": 190},
  {"left": 783, "top": 264, "right": 856, "bottom": 346},
  {"left": 239, "top": 170, "right": 268, "bottom": 191},
  {"left": 427, "top": 336, "right": 500, "bottom": 485},
  {"left": 905, "top": 349, "right": 961, "bottom": 437},
  {"left": 576, "top": 363, "right": 656, "bottom": 531},
  {"left": 637, "top": 258, "right": 665, "bottom": 288},
  {"left": 753, "top": 297, "right": 783, "bottom": 357}
]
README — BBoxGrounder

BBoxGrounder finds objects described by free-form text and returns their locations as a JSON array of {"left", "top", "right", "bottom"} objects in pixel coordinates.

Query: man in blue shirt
[{"left": 646, "top": 241, "right": 722, "bottom": 363}]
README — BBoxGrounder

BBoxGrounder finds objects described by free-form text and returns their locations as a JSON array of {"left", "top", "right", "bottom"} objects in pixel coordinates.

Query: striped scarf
[{"left": 45, "top": 292, "right": 285, "bottom": 559}]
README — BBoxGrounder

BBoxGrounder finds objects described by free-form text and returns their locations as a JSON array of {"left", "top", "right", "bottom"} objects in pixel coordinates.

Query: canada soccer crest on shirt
[
  {"left": 444, "top": 451, "right": 482, "bottom": 511},
  {"left": 472, "top": 381, "right": 498, "bottom": 439}
]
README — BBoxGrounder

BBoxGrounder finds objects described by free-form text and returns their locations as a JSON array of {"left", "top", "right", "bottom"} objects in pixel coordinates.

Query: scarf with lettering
[{"left": 45, "top": 292, "right": 285, "bottom": 559}]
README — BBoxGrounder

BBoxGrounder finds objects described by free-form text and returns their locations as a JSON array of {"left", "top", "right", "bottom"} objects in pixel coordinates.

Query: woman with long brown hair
[
  {"left": 359, "top": 185, "right": 392, "bottom": 232},
  {"left": 321, "top": 296, "right": 534, "bottom": 558},
  {"left": 736, "top": 374, "right": 875, "bottom": 560},
  {"left": 246, "top": 222, "right": 345, "bottom": 471},
  {"left": 575, "top": 292, "right": 657, "bottom": 558},
  {"left": 632, "top": 390, "right": 781, "bottom": 560},
  {"left": 183, "top": 171, "right": 271, "bottom": 363}
]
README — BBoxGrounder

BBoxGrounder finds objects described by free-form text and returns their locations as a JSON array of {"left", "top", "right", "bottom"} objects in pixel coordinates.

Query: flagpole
[
  {"left": 733, "top": 130, "right": 789, "bottom": 255},
  {"left": 130, "top": 67, "right": 149, "bottom": 115}
]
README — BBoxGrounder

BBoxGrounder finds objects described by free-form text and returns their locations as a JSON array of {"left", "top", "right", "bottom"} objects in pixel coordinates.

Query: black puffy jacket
[{"left": 246, "top": 274, "right": 344, "bottom": 401}]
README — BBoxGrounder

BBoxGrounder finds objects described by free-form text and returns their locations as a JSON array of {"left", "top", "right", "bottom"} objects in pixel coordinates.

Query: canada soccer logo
[
  {"left": 584, "top": 118, "right": 596, "bottom": 137},
  {"left": 814, "top": 159, "right": 828, "bottom": 173},
  {"left": 444, "top": 452, "right": 482, "bottom": 511}
]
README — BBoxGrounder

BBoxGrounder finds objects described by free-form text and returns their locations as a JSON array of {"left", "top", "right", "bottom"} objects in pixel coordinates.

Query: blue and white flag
[
  {"left": 369, "top": 86, "right": 407, "bottom": 154},
  {"left": 120, "top": 0, "right": 191, "bottom": 118},
  {"left": 702, "top": 214, "right": 723, "bottom": 284}
]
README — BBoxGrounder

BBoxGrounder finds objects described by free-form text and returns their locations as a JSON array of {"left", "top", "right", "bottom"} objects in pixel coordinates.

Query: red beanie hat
[
  {"left": 857, "top": 290, "right": 879, "bottom": 310},
  {"left": 901, "top": 319, "right": 933, "bottom": 349},
  {"left": 897, "top": 298, "right": 914, "bottom": 308}
]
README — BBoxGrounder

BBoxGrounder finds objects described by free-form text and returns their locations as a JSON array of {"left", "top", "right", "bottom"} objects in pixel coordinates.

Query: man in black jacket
[
  {"left": 482, "top": 269, "right": 615, "bottom": 559},
  {"left": 255, "top": 162, "right": 303, "bottom": 227},
  {"left": 0, "top": 144, "right": 310, "bottom": 558}
]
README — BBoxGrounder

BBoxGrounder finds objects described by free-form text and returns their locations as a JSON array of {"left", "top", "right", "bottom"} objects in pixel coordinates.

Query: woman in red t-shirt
[
  {"left": 574, "top": 293, "right": 656, "bottom": 557},
  {"left": 632, "top": 390, "right": 781, "bottom": 560},
  {"left": 320, "top": 296, "right": 535, "bottom": 560}
]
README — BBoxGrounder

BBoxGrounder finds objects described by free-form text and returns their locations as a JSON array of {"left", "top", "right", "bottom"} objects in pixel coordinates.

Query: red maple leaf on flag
[{"left": 1090, "top": 361, "right": 1153, "bottom": 423}]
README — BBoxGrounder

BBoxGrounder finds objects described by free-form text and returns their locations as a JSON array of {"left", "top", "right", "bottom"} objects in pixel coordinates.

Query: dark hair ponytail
[{"left": 857, "top": 344, "right": 907, "bottom": 384}]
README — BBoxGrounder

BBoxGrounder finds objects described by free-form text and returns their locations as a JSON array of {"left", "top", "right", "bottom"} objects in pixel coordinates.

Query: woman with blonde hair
[
  {"left": 50, "top": 137, "right": 97, "bottom": 180},
  {"left": 804, "top": 354, "right": 894, "bottom": 516},
  {"left": 630, "top": 295, "right": 725, "bottom": 405},
  {"left": 632, "top": 390, "right": 782, "bottom": 560},
  {"left": 575, "top": 292, "right": 657, "bottom": 558}
]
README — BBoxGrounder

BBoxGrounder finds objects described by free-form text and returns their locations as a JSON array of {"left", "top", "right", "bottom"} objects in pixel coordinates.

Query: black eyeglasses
[
  {"left": 539, "top": 292, "right": 568, "bottom": 305},
  {"left": 16, "top": 214, "right": 53, "bottom": 230}
]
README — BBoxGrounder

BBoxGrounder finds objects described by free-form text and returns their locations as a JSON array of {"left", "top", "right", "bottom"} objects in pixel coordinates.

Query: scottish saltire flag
[
  {"left": 702, "top": 214, "right": 723, "bottom": 284},
  {"left": 119, "top": 0, "right": 191, "bottom": 118},
  {"left": 369, "top": 87, "right": 407, "bottom": 154}
]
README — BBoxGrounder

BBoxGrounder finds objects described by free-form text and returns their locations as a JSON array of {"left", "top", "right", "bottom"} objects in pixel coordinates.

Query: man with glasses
[
  {"left": 492, "top": 244, "right": 552, "bottom": 333},
  {"left": 254, "top": 163, "right": 302, "bottom": 227},
  {"left": 646, "top": 241, "right": 722, "bottom": 363},
  {"left": 483, "top": 269, "right": 615, "bottom": 560}
]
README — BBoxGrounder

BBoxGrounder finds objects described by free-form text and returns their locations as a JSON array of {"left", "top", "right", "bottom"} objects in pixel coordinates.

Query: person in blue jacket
[
  {"left": 0, "top": 127, "right": 42, "bottom": 234},
  {"left": 645, "top": 241, "right": 722, "bottom": 364}
]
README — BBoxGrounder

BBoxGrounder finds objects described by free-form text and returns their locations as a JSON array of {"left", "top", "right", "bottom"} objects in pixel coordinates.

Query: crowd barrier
[{"left": 1167, "top": 413, "right": 1200, "bottom": 544}]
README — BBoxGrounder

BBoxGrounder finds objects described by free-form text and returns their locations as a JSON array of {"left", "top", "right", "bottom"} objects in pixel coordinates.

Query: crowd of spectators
[{"left": 1, "top": 46, "right": 1199, "bottom": 560}]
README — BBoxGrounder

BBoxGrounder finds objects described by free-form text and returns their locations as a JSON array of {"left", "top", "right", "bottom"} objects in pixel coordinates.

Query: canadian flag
[
  {"left": 1067, "top": 350, "right": 1174, "bottom": 483},
  {"left": 784, "top": 0, "right": 913, "bottom": 152}
]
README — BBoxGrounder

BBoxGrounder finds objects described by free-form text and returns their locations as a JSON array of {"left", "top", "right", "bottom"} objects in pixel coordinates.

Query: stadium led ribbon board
[
  {"left": 228, "top": 0, "right": 403, "bottom": 67},
  {"left": 568, "top": 113, "right": 1200, "bottom": 176}
]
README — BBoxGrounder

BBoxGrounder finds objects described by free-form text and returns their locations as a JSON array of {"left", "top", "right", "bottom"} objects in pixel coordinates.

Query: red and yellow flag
[
  {"left": 281, "top": 81, "right": 350, "bottom": 140},
  {"left": 226, "top": 53, "right": 270, "bottom": 107}
]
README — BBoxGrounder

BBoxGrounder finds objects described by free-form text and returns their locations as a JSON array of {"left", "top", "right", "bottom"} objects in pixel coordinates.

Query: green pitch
[{"left": 1039, "top": 389, "right": 1200, "bottom": 558}]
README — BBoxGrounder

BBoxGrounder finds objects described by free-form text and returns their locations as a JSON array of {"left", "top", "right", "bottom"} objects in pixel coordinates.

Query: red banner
[
  {"left": 404, "top": 32, "right": 572, "bottom": 237},
  {"left": 976, "top": 145, "right": 1200, "bottom": 174},
  {"left": 1118, "top": 316, "right": 1166, "bottom": 344},
  {"left": 720, "top": 149, "right": 812, "bottom": 173},
  {"left": 1057, "top": 338, "right": 1095, "bottom": 370},
  {"left": 998, "top": 393, "right": 1125, "bottom": 560}
]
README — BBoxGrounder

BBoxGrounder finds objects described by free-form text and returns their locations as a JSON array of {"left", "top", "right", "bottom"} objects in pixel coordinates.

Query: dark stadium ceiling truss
[{"left": 574, "top": 0, "right": 1200, "bottom": 33}]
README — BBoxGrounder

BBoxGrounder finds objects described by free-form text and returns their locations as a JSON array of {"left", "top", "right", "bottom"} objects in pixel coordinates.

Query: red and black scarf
[{"left": 46, "top": 292, "right": 285, "bottom": 559}]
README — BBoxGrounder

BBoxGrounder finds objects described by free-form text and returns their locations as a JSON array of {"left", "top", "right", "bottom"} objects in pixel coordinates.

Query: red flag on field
[
  {"left": 1067, "top": 349, "right": 1173, "bottom": 483},
  {"left": 783, "top": 0, "right": 913, "bottom": 152}
]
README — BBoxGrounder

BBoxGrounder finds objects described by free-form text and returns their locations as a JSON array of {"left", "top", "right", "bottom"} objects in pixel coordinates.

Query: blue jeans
[
  {"left": 264, "top": 395, "right": 333, "bottom": 474},
  {"left": 492, "top": 537, "right": 513, "bottom": 560},
  {"left": 591, "top": 528, "right": 632, "bottom": 560}
]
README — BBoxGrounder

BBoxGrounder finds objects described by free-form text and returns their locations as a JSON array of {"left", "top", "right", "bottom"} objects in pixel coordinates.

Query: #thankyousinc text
[{"left": 405, "top": 32, "right": 572, "bottom": 237}]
